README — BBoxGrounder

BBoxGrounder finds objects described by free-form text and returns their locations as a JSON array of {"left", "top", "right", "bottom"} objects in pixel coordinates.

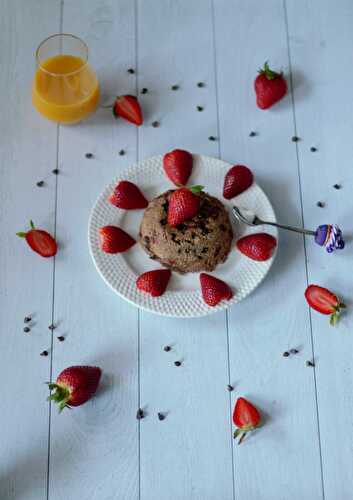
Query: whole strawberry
[
  {"left": 223, "top": 165, "right": 253, "bottom": 199},
  {"left": 200, "top": 273, "right": 232, "bottom": 307},
  {"left": 233, "top": 397, "right": 261, "bottom": 444},
  {"left": 48, "top": 366, "right": 102, "bottom": 412},
  {"left": 163, "top": 149, "right": 193, "bottom": 186},
  {"left": 113, "top": 95, "right": 143, "bottom": 125},
  {"left": 167, "top": 185, "right": 204, "bottom": 226},
  {"left": 17, "top": 220, "right": 57, "bottom": 258},
  {"left": 109, "top": 181, "right": 148, "bottom": 209},
  {"left": 236, "top": 233, "right": 277, "bottom": 261},
  {"left": 99, "top": 226, "right": 135, "bottom": 253},
  {"left": 137, "top": 269, "right": 171, "bottom": 297},
  {"left": 305, "top": 284, "right": 346, "bottom": 325},
  {"left": 254, "top": 62, "right": 287, "bottom": 109}
]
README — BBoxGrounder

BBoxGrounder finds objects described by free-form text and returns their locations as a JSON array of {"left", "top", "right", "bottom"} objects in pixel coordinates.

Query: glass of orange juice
[{"left": 32, "top": 34, "right": 100, "bottom": 124}]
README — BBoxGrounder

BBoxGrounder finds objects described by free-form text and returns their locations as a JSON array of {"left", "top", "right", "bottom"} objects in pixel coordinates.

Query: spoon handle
[{"left": 259, "top": 220, "right": 316, "bottom": 236}]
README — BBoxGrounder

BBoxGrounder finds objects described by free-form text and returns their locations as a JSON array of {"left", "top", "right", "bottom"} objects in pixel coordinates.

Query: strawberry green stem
[
  {"left": 259, "top": 61, "right": 282, "bottom": 80},
  {"left": 238, "top": 432, "right": 247, "bottom": 445},
  {"left": 47, "top": 383, "right": 71, "bottom": 413}
]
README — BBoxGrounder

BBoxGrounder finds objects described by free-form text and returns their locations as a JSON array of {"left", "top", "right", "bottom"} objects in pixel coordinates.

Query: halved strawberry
[
  {"left": 236, "top": 233, "right": 277, "bottom": 261},
  {"left": 223, "top": 165, "right": 253, "bottom": 199},
  {"left": 305, "top": 285, "right": 346, "bottom": 326},
  {"left": 136, "top": 269, "right": 171, "bottom": 297},
  {"left": 99, "top": 226, "right": 135, "bottom": 253},
  {"left": 109, "top": 181, "right": 148, "bottom": 210},
  {"left": 113, "top": 95, "right": 143, "bottom": 126},
  {"left": 163, "top": 149, "right": 193, "bottom": 186},
  {"left": 233, "top": 397, "right": 261, "bottom": 444},
  {"left": 199, "top": 273, "right": 232, "bottom": 307},
  {"left": 16, "top": 220, "right": 57, "bottom": 258},
  {"left": 167, "top": 185, "right": 203, "bottom": 226}
]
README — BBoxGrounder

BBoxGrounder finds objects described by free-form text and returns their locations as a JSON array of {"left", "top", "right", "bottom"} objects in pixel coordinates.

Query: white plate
[{"left": 88, "top": 154, "right": 278, "bottom": 318}]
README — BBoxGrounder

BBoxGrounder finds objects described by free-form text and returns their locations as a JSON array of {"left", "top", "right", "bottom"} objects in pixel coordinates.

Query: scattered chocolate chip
[
  {"left": 164, "top": 345, "right": 171, "bottom": 352},
  {"left": 177, "top": 249, "right": 182, "bottom": 254},
  {"left": 333, "top": 184, "right": 341, "bottom": 190},
  {"left": 291, "top": 136, "right": 300, "bottom": 142},
  {"left": 227, "top": 384, "right": 234, "bottom": 392},
  {"left": 171, "top": 84, "right": 179, "bottom": 91},
  {"left": 119, "top": 149, "right": 125, "bottom": 156},
  {"left": 208, "top": 136, "right": 216, "bottom": 141},
  {"left": 201, "top": 247, "right": 208, "bottom": 254},
  {"left": 306, "top": 360, "right": 315, "bottom": 367},
  {"left": 136, "top": 408, "right": 144, "bottom": 419},
  {"left": 197, "top": 106, "right": 204, "bottom": 112},
  {"left": 176, "top": 223, "right": 187, "bottom": 231},
  {"left": 152, "top": 121, "right": 160, "bottom": 128},
  {"left": 158, "top": 412, "right": 166, "bottom": 421},
  {"left": 85, "top": 153, "right": 93, "bottom": 159},
  {"left": 310, "top": 147, "right": 317, "bottom": 152},
  {"left": 36, "top": 181, "right": 44, "bottom": 187},
  {"left": 40, "top": 350, "right": 48, "bottom": 357},
  {"left": 48, "top": 324, "right": 56, "bottom": 330},
  {"left": 57, "top": 336, "right": 65, "bottom": 342},
  {"left": 141, "top": 88, "right": 148, "bottom": 94},
  {"left": 316, "top": 201, "right": 325, "bottom": 208},
  {"left": 160, "top": 219, "right": 167, "bottom": 226},
  {"left": 197, "top": 82, "right": 205, "bottom": 88},
  {"left": 283, "top": 351, "right": 290, "bottom": 357},
  {"left": 289, "top": 348, "right": 299, "bottom": 354},
  {"left": 249, "top": 131, "right": 257, "bottom": 137},
  {"left": 127, "top": 68, "right": 135, "bottom": 74},
  {"left": 52, "top": 169, "right": 59, "bottom": 175},
  {"left": 174, "top": 361, "right": 182, "bottom": 367},
  {"left": 24, "top": 316, "right": 31, "bottom": 323},
  {"left": 23, "top": 327, "right": 31, "bottom": 333}
]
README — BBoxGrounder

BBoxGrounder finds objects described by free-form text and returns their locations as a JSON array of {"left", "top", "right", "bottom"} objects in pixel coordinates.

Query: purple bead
[{"left": 315, "top": 225, "right": 329, "bottom": 246}]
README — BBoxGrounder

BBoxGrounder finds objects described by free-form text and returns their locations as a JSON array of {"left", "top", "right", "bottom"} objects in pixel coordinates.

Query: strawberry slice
[
  {"left": 233, "top": 397, "right": 261, "bottom": 444},
  {"left": 48, "top": 365, "right": 102, "bottom": 412},
  {"left": 136, "top": 269, "right": 171, "bottom": 297},
  {"left": 223, "top": 165, "right": 253, "bottom": 199},
  {"left": 113, "top": 95, "right": 143, "bottom": 126},
  {"left": 109, "top": 181, "right": 148, "bottom": 210},
  {"left": 16, "top": 220, "right": 57, "bottom": 258},
  {"left": 236, "top": 233, "right": 277, "bottom": 261},
  {"left": 163, "top": 149, "right": 193, "bottom": 186},
  {"left": 305, "top": 285, "right": 346, "bottom": 325},
  {"left": 99, "top": 226, "right": 135, "bottom": 253},
  {"left": 167, "top": 185, "right": 203, "bottom": 226},
  {"left": 199, "top": 273, "right": 232, "bottom": 307}
]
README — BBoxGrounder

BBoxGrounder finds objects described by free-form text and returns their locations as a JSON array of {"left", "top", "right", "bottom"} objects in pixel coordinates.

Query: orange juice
[{"left": 32, "top": 54, "right": 99, "bottom": 124}]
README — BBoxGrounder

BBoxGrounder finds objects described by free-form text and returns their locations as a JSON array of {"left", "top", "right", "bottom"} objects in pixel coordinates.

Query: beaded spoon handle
[{"left": 232, "top": 206, "right": 345, "bottom": 253}]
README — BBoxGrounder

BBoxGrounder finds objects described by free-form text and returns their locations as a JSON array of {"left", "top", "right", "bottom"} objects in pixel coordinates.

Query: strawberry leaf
[
  {"left": 16, "top": 232, "right": 26, "bottom": 238},
  {"left": 189, "top": 185, "right": 204, "bottom": 194},
  {"left": 29, "top": 220, "right": 35, "bottom": 229},
  {"left": 259, "top": 61, "right": 282, "bottom": 80}
]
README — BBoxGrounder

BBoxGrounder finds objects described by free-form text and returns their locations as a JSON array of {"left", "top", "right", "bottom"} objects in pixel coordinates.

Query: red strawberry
[
  {"left": 254, "top": 61, "right": 287, "bottom": 109},
  {"left": 167, "top": 186, "right": 203, "bottom": 226},
  {"left": 109, "top": 181, "right": 148, "bottom": 209},
  {"left": 16, "top": 220, "right": 57, "bottom": 258},
  {"left": 48, "top": 366, "right": 102, "bottom": 412},
  {"left": 223, "top": 165, "right": 254, "bottom": 199},
  {"left": 136, "top": 269, "right": 171, "bottom": 297},
  {"left": 236, "top": 233, "right": 277, "bottom": 261},
  {"left": 305, "top": 285, "right": 346, "bottom": 326},
  {"left": 99, "top": 226, "right": 135, "bottom": 253},
  {"left": 233, "top": 397, "right": 261, "bottom": 444},
  {"left": 113, "top": 95, "right": 143, "bottom": 125},
  {"left": 163, "top": 149, "right": 193, "bottom": 186},
  {"left": 199, "top": 273, "right": 232, "bottom": 307}
]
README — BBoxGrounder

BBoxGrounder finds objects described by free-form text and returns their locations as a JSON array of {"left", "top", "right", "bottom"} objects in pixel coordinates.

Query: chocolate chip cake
[{"left": 139, "top": 190, "right": 233, "bottom": 273}]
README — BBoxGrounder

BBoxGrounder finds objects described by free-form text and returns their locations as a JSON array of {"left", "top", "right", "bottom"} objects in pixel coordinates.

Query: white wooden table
[{"left": 1, "top": 1, "right": 353, "bottom": 498}]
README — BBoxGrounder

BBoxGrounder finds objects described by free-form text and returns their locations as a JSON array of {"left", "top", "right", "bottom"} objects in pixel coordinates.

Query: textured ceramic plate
[{"left": 88, "top": 154, "right": 278, "bottom": 318}]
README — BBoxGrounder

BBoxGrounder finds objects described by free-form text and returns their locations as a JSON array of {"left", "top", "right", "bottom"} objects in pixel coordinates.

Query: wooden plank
[
  {"left": 137, "top": 1, "right": 234, "bottom": 499},
  {"left": 48, "top": 2, "right": 139, "bottom": 499},
  {"left": 285, "top": 1, "right": 353, "bottom": 498},
  {"left": 214, "top": 0, "right": 324, "bottom": 498},
  {"left": 0, "top": 1, "right": 60, "bottom": 499}
]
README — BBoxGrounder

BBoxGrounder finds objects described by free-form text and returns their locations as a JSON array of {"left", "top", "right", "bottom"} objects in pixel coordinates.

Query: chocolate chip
[
  {"left": 333, "top": 184, "right": 341, "bottom": 190},
  {"left": 48, "top": 324, "right": 56, "bottom": 330},
  {"left": 201, "top": 247, "right": 208, "bottom": 254},
  {"left": 23, "top": 327, "right": 30, "bottom": 333},
  {"left": 291, "top": 136, "right": 300, "bottom": 142},
  {"left": 136, "top": 408, "right": 144, "bottom": 419},
  {"left": 306, "top": 360, "right": 315, "bottom": 367},
  {"left": 289, "top": 348, "right": 299, "bottom": 354},
  {"left": 36, "top": 181, "right": 44, "bottom": 187},
  {"left": 152, "top": 121, "right": 160, "bottom": 128},
  {"left": 141, "top": 88, "right": 148, "bottom": 94},
  {"left": 176, "top": 224, "right": 186, "bottom": 231},
  {"left": 158, "top": 412, "right": 165, "bottom": 421},
  {"left": 119, "top": 149, "right": 125, "bottom": 156},
  {"left": 174, "top": 361, "right": 182, "bottom": 367},
  {"left": 52, "top": 169, "right": 59, "bottom": 175},
  {"left": 208, "top": 136, "right": 216, "bottom": 141},
  {"left": 85, "top": 153, "right": 93, "bottom": 159},
  {"left": 164, "top": 345, "right": 171, "bottom": 352},
  {"left": 171, "top": 84, "right": 179, "bottom": 91},
  {"left": 127, "top": 68, "right": 135, "bottom": 74},
  {"left": 249, "top": 131, "right": 257, "bottom": 137},
  {"left": 283, "top": 351, "right": 290, "bottom": 357},
  {"left": 197, "top": 82, "right": 205, "bottom": 88},
  {"left": 227, "top": 384, "right": 234, "bottom": 392},
  {"left": 316, "top": 201, "right": 325, "bottom": 208},
  {"left": 197, "top": 106, "right": 204, "bottom": 112},
  {"left": 197, "top": 256, "right": 203, "bottom": 260},
  {"left": 40, "top": 350, "right": 48, "bottom": 357},
  {"left": 57, "top": 336, "right": 65, "bottom": 342},
  {"left": 310, "top": 147, "right": 317, "bottom": 152},
  {"left": 177, "top": 249, "right": 182, "bottom": 254},
  {"left": 24, "top": 316, "right": 31, "bottom": 323}
]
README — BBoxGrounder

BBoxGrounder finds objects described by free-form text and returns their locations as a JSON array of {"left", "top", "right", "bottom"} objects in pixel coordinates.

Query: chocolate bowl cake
[{"left": 139, "top": 190, "right": 233, "bottom": 274}]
